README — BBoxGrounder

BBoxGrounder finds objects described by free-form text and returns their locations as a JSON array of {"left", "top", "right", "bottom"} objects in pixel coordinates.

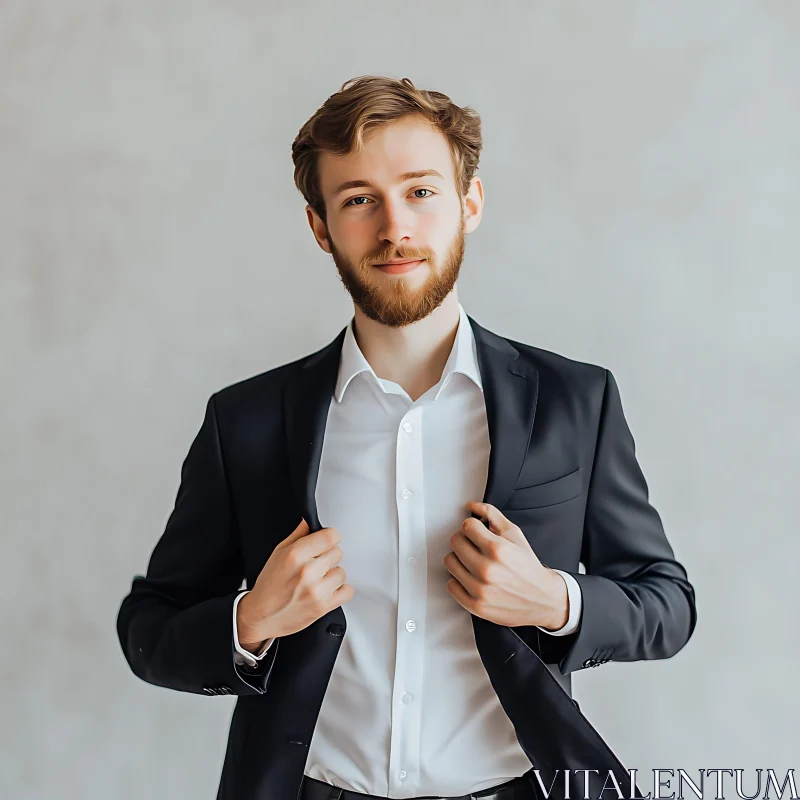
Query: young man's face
[{"left": 307, "top": 114, "right": 482, "bottom": 328}]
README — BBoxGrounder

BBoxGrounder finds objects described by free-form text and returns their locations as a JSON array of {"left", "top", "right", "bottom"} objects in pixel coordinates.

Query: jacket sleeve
[
  {"left": 116, "top": 394, "right": 278, "bottom": 696},
  {"left": 539, "top": 368, "right": 698, "bottom": 676}
]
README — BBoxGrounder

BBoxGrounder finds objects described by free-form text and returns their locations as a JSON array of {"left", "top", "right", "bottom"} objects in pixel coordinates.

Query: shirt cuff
[
  {"left": 536, "top": 569, "right": 582, "bottom": 636},
  {"left": 232, "top": 590, "right": 276, "bottom": 667}
]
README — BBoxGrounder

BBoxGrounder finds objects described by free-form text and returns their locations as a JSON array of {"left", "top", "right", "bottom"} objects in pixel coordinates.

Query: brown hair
[{"left": 292, "top": 75, "right": 483, "bottom": 225}]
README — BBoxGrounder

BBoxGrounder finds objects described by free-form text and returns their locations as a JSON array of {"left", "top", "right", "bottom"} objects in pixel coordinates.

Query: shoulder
[
  {"left": 211, "top": 358, "right": 302, "bottom": 407},
  {"left": 467, "top": 313, "right": 610, "bottom": 393},
  {"left": 504, "top": 337, "right": 622, "bottom": 439},
  {"left": 503, "top": 333, "right": 610, "bottom": 400},
  {"left": 207, "top": 336, "right": 332, "bottom": 421}
]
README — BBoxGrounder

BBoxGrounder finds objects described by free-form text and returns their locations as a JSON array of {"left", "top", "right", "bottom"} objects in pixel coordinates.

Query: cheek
[
  {"left": 331, "top": 220, "right": 370, "bottom": 255},
  {"left": 416, "top": 211, "right": 456, "bottom": 248},
  {"left": 331, "top": 218, "right": 360, "bottom": 242},
  {"left": 428, "top": 200, "right": 462, "bottom": 231}
]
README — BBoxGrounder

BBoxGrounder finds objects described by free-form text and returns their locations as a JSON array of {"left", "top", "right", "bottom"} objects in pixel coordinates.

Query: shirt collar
[{"left": 334, "top": 302, "right": 483, "bottom": 403}]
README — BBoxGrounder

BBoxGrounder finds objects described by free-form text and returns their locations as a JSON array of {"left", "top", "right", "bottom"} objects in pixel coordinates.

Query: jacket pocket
[{"left": 504, "top": 467, "right": 583, "bottom": 510}]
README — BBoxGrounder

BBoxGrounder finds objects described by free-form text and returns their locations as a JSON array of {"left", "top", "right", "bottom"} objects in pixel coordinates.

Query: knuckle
[
  {"left": 478, "top": 565, "right": 496, "bottom": 584},
  {"left": 485, "top": 541, "right": 502, "bottom": 559},
  {"left": 310, "top": 583, "right": 327, "bottom": 603}
]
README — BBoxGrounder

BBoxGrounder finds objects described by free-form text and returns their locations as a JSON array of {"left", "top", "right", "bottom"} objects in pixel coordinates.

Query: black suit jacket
[{"left": 117, "top": 314, "right": 697, "bottom": 800}]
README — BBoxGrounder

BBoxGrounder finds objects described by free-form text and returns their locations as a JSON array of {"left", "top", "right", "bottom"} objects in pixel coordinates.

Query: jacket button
[
  {"left": 582, "top": 658, "right": 596, "bottom": 668},
  {"left": 326, "top": 623, "right": 345, "bottom": 637},
  {"left": 203, "top": 687, "right": 214, "bottom": 695},
  {"left": 219, "top": 686, "right": 232, "bottom": 694}
]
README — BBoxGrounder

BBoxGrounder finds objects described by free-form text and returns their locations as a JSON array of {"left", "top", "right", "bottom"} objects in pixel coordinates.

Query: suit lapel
[
  {"left": 468, "top": 314, "right": 539, "bottom": 510},
  {"left": 282, "top": 313, "right": 539, "bottom": 534},
  {"left": 282, "top": 326, "right": 346, "bottom": 534}
]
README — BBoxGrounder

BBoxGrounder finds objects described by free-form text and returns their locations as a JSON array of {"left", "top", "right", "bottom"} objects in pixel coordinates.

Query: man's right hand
[{"left": 236, "top": 517, "right": 354, "bottom": 651}]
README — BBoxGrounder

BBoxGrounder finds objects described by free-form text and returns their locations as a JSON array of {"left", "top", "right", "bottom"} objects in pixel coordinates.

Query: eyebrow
[{"left": 331, "top": 170, "right": 445, "bottom": 198}]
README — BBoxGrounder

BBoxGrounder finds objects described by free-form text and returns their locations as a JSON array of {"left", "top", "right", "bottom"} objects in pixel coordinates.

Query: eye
[{"left": 343, "top": 188, "right": 436, "bottom": 208}]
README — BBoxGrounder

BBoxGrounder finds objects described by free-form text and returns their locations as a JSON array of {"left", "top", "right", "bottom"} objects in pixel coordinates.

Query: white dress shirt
[{"left": 232, "top": 303, "right": 582, "bottom": 797}]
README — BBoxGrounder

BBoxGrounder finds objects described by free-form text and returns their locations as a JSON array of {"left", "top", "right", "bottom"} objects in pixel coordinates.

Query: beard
[{"left": 327, "top": 216, "right": 466, "bottom": 329}]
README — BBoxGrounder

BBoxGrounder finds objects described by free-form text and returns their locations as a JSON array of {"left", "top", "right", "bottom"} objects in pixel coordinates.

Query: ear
[
  {"left": 462, "top": 176, "right": 484, "bottom": 234},
  {"left": 306, "top": 205, "right": 332, "bottom": 254}
]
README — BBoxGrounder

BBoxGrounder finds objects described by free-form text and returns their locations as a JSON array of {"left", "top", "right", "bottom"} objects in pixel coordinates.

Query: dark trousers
[{"left": 299, "top": 767, "right": 540, "bottom": 800}]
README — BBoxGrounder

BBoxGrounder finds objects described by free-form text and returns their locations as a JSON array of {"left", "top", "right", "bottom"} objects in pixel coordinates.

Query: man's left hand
[{"left": 444, "top": 500, "right": 569, "bottom": 631}]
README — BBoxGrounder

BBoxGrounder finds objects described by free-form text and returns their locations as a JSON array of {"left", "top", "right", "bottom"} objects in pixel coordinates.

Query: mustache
[{"left": 368, "top": 251, "right": 430, "bottom": 264}]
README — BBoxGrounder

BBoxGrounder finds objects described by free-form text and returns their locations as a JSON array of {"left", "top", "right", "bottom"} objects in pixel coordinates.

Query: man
[{"left": 117, "top": 76, "right": 697, "bottom": 800}]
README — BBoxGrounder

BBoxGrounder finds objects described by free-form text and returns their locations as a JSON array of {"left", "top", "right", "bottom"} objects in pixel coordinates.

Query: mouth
[{"left": 373, "top": 259, "right": 426, "bottom": 274}]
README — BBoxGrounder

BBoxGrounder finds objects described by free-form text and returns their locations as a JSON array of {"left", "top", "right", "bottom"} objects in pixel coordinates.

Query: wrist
[
  {"left": 236, "top": 592, "right": 274, "bottom": 649},
  {"left": 239, "top": 638, "right": 270, "bottom": 656},
  {"left": 540, "top": 569, "right": 569, "bottom": 631}
]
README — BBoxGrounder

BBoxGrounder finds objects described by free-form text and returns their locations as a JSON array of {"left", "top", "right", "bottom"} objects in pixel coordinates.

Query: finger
[
  {"left": 274, "top": 517, "right": 311, "bottom": 550},
  {"left": 315, "top": 543, "right": 343, "bottom": 576},
  {"left": 302, "top": 526, "right": 342, "bottom": 560},
  {"left": 460, "top": 513, "right": 510, "bottom": 560},
  {"left": 444, "top": 551, "right": 482, "bottom": 597},
  {"left": 466, "top": 501, "right": 513, "bottom": 539},
  {"left": 447, "top": 576, "right": 476, "bottom": 613}
]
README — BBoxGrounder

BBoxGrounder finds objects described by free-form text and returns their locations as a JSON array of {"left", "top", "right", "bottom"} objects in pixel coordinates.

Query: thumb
[
  {"left": 274, "top": 516, "right": 311, "bottom": 550},
  {"left": 470, "top": 502, "right": 519, "bottom": 543}
]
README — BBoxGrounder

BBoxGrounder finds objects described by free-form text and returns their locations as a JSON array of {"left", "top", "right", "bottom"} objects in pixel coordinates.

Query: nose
[{"left": 376, "top": 197, "right": 415, "bottom": 249}]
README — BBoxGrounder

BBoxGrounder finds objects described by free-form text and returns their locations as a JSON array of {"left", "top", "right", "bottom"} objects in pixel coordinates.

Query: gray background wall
[{"left": 2, "top": 2, "right": 798, "bottom": 798}]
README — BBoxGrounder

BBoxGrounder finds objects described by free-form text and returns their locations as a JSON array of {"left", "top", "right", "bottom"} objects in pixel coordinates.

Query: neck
[{"left": 351, "top": 291, "right": 461, "bottom": 402}]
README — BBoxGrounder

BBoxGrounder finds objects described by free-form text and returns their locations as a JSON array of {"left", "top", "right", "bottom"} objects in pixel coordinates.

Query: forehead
[{"left": 318, "top": 115, "right": 456, "bottom": 199}]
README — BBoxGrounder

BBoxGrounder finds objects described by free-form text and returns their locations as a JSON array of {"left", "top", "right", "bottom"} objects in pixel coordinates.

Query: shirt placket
[{"left": 388, "top": 401, "right": 428, "bottom": 796}]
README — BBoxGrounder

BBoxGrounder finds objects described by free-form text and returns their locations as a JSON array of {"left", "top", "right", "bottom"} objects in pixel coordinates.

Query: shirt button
[
  {"left": 398, "top": 771, "right": 407, "bottom": 781},
  {"left": 407, "top": 556, "right": 416, "bottom": 564},
  {"left": 401, "top": 693, "right": 413, "bottom": 704},
  {"left": 405, "top": 620, "right": 416, "bottom": 632},
  {"left": 401, "top": 489, "right": 412, "bottom": 500},
  {"left": 402, "top": 422, "right": 413, "bottom": 434}
]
